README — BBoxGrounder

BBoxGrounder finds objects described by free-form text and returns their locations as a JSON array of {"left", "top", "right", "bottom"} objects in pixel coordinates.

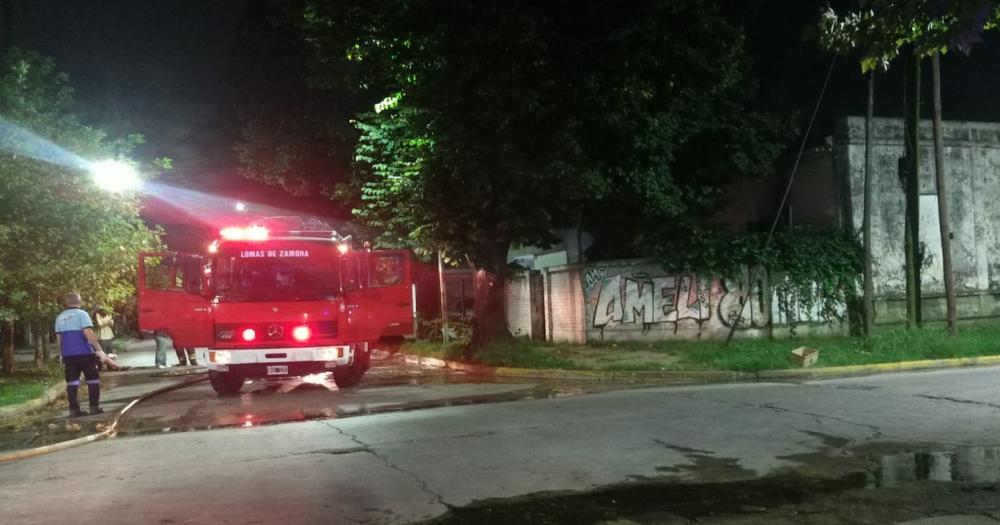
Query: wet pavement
[
  {"left": 424, "top": 444, "right": 1000, "bottom": 524},
  {"left": 111, "top": 359, "right": 663, "bottom": 437},
  {"left": 0, "top": 367, "right": 204, "bottom": 451},
  {"left": 1, "top": 349, "right": 659, "bottom": 453},
  {"left": 2, "top": 364, "right": 1000, "bottom": 524}
]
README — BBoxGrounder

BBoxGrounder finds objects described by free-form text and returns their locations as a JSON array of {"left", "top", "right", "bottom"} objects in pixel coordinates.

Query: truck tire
[
  {"left": 209, "top": 371, "right": 244, "bottom": 395},
  {"left": 333, "top": 345, "right": 370, "bottom": 388},
  {"left": 333, "top": 361, "right": 366, "bottom": 388}
]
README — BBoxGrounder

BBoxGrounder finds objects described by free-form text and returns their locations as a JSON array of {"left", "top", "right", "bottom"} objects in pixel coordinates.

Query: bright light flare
[
  {"left": 241, "top": 328, "right": 257, "bottom": 342},
  {"left": 220, "top": 226, "right": 269, "bottom": 241},
  {"left": 292, "top": 325, "right": 311, "bottom": 342},
  {"left": 235, "top": 201, "right": 247, "bottom": 212},
  {"left": 301, "top": 373, "right": 330, "bottom": 385},
  {"left": 337, "top": 243, "right": 349, "bottom": 255},
  {"left": 90, "top": 160, "right": 141, "bottom": 192}
]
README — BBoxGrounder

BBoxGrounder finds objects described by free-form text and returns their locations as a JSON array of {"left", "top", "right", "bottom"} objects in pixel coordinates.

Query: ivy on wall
[{"left": 654, "top": 227, "right": 863, "bottom": 326}]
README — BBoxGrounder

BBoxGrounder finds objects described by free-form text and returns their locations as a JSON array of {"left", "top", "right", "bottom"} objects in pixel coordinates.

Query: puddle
[
  {"left": 112, "top": 382, "right": 615, "bottom": 438},
  {"left": 423, "top": 445, "right": 1000, "bottom": 524},
  {"left": 871, "top": 446, "right": 1000, "bottom": 487},
  {"left": 421, "top": 472, "right": 869, "bottom": 524},
  {"left": 5, "top": 364, "right": 635, "bottom": 450},
  {"left": 0, "top": 430, "right": 39, "bottom": 450}
]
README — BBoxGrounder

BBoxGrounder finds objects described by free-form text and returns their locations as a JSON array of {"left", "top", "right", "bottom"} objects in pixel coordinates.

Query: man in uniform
[{"left": 55, "top": 292, "right": 119, "bottom": 417}]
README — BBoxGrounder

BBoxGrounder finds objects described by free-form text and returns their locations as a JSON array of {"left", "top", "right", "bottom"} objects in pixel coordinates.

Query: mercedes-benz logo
[{"left": 267, "top": 324, "right": 284, "bottom": 339}]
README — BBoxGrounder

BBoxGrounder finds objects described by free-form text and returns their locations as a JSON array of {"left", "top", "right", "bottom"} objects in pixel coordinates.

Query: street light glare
[
  {"left": 235, "top": 201, "right": 247, "bottom": 212},
  {"left": 90, "top": 160, "right": 140, "bottom": 192}
]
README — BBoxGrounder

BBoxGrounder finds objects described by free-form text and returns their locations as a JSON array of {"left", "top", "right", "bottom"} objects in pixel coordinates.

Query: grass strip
[
  {"left": 0, "top": 363, "right": 62, "bottom": 408},
  {"left": 402, "top": 324, "right": 1000, "bottom": 373}
]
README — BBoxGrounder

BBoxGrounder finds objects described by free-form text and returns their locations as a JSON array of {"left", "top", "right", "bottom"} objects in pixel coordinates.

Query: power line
[{"left": 724, "top": 55, "right": 837, "bottom": 345}]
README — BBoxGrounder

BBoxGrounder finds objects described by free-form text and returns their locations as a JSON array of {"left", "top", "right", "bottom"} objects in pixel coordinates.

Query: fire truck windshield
[{"left": 213, "top": 249, "right": 341, "bottom": 302}]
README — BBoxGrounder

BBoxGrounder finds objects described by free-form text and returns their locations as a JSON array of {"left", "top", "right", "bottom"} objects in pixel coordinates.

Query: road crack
[
  {"left": 652, "top": 439, "right": 715, "bottom": 455},
  {"left": 292, "top": 446, "right": 370, "bottom": 457},
  {"left": 721, "top": 399, "right": 887, "bottom": 439},
  {"left": 320, "top": 421, "right": 453, "bottom": 510},
  {"left": 915, "top": 394, "right": 1000, "bottom": 411}
]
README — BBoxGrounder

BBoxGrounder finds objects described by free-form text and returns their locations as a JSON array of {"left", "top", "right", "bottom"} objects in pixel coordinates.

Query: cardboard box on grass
[{"left": 791, "top": 347, "right": 819, "bottom": 367}]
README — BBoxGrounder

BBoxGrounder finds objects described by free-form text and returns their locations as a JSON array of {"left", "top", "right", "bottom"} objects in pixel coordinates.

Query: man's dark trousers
[{"left": 64, "top": 355, "right": 100, "bottom": 413}]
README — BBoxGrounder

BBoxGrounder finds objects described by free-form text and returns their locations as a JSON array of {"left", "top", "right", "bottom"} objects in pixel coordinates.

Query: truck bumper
[{"left": 201, "top": 344, "right": 358, "bottom": 375}]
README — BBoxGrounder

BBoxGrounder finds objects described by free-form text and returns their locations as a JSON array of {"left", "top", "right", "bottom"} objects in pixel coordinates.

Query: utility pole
[
  {"left": 903, "top": 50, "right": 922, "bottom": 329},
  {"left": 862, "top": 70, "right": 875, "bottom": 337},
  {"left": 438, "top": 250, "right": 450, "bottom": 343},
  {"left": 931, "top": 52, "right": 957, "bottom": 336}
]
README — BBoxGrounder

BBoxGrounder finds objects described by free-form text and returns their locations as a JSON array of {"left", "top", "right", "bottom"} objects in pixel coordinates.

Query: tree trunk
[
  {"left": 862, "top": 70, "right": 875, "bottom": 337},
  {"left": 931, "top": 53, "right": 958, "bottom": 336},
  {"left": 42, "top": 328, "right": 49, "bottom": 362},
  {"left": 1, "top": 318, "right": 14, "bottom": 375},
  {"left": 903, "top": 51, "right": 922, "bottom": 329},
  {"left": 468, "top": 247, "right": 511, "bottom": 354},
  {"left": 33, "top": 323, "right": 43, "bottom": 368}
]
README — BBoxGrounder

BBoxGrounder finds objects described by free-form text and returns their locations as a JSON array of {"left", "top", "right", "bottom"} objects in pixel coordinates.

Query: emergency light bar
[
  {"left": 216, "top": 217, "right": 353, "bottom": 245},
  {"left": 220, "top": 226, "right": 269, "bottom": 241}
]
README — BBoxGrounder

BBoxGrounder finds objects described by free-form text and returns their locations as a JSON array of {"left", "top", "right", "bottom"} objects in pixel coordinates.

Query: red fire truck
[{"left": 137, "top": 217, "right": 414, "bottom": 394}]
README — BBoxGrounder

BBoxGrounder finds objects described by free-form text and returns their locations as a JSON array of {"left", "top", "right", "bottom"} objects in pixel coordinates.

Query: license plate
[{"left": 266, "top": 365, "right": 288, "bottom": 375}]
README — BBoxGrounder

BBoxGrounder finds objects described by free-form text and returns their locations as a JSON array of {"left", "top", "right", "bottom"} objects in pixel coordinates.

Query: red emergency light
[
  {"left": 241, "top": 328, "right": 257, "bottom": 342},
  {"left": 292, "top": 325, "right": 311, "bottom": 342}
]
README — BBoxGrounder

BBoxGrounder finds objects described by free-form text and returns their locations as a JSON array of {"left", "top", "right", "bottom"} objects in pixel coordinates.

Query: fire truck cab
[{"left": 137, "top": 217, "right": 414, "bottom": 394}]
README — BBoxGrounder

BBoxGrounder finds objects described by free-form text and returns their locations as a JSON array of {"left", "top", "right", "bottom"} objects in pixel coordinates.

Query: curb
[
  {"left": 0, "top": 374, "right": 207, "bottom": 464},
  {"left": 756, "top": 354, "right": 1000, "bottom": 380},
  {"left": 0, "top": 382, "right": 65, "bottom": 420},
  {"left": 398, "top": 353, "right": 1000, "bottom": 383}
]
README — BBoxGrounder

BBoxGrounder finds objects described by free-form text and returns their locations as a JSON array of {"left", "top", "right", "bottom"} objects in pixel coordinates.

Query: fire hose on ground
[{"left": 0, "top": 373, "right": 208, "bottom": 464}]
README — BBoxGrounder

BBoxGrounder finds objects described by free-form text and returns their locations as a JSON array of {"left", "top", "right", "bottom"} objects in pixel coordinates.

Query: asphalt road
[{"left": 2, "top": 365, "right": 1000, "bottom": 524}]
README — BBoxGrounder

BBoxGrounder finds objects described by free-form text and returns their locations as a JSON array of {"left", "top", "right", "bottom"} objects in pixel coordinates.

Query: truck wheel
[
  {"left": 333, "top": 361, "right": 366, "bottom": 388},
  {"left": 209, "top": 371, "right": 244, "bottom": 395},
  {"left": 334, "top": 344, "right": 370, "bottom": 389}
]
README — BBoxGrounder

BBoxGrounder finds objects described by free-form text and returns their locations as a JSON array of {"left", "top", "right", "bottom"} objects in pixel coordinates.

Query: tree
[
  {"left": 0, "top": 48, "right": 162, "bottom": 374},
  {"left": 820, "top": 0, "right": 1000, "bottom": 335},
  {"left": 235, "top": 1, "right": 791, "bottom": 349},
  {"left": 229, "top": 0, "right": 364, "bottom": 199},
  {"left": 332, "top": 0, "right": 792, "bottom": 347}
]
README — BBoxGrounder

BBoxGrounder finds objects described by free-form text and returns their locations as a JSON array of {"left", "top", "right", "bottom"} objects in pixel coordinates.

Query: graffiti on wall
[{"left": 586, "top": 264, "right": 842, "bottom": 338}]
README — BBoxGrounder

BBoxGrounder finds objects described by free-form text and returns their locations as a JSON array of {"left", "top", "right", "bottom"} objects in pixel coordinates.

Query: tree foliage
[
  {"left": 234, "top": 0, "right": 793, "bottom": 346},
  {"left": 0, "top": 48, "right": 162, "bottom": 373},
  {"left": 819, "top": 0, "right": 1000, "bottom": 70},
  {"left": 304, "top": 1, "right": 792, "bottom": 267},
  {"left": 659, "top": 227, "right": 863, "bottom": 327},
  {"left": 230, "top": 0, "right": 364, "bottom": 198}
]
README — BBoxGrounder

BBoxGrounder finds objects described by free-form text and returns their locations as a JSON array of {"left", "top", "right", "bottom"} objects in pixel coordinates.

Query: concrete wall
[
  {"left": 581, "top": 260, "right": 845, "bottom": 342},
  {"left": 506, "top": 273, "right": 533, "bottom": 338},
  {"left": 836, "top": 117, "right": 1000, "bottom": 324},
  {"left": 545, "top": 266, "right": 586, "bottom": 343},
  {"left": 506, "top": 259, "right": 847, "bottom": 343},
  {"left": 504, "top": 116, "right": 1000, "bottom": 338}
]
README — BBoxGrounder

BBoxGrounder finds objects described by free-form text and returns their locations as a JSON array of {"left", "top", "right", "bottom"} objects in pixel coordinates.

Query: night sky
[{"left": 6, "top": 0, "right": 1000, "bottom": 248}]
